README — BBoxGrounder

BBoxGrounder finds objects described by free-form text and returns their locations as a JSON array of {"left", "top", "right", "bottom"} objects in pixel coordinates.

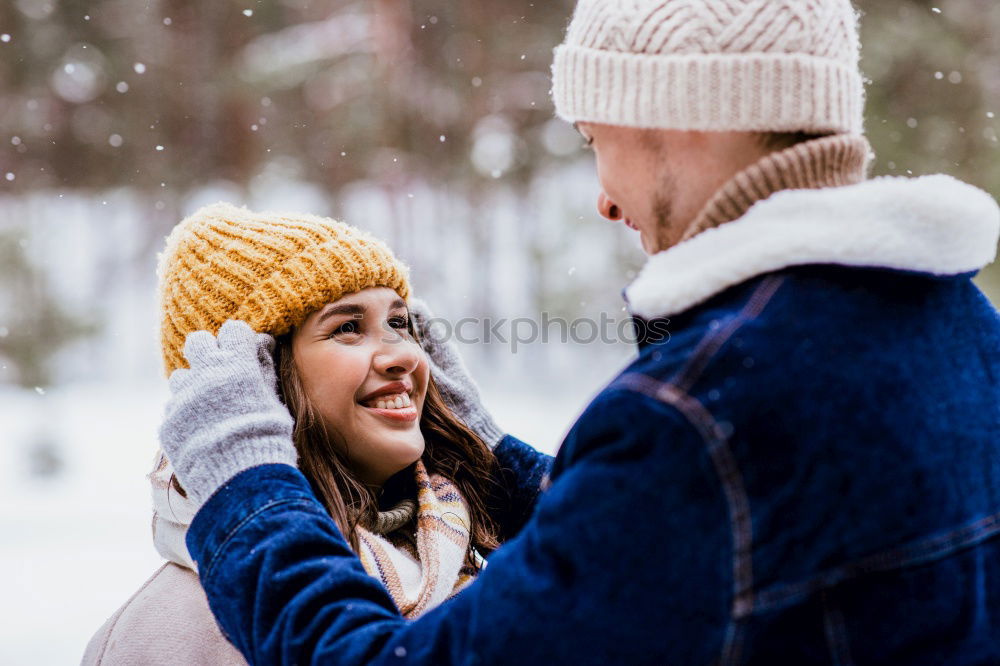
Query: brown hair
[{"left": 272, "top": 322, "right": 502, "bottom": 564}]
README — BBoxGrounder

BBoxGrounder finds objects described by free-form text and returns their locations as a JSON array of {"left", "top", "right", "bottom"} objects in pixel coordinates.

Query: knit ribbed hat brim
[{"left": 552, "top": 47, "right": 864, "bottom": 134}]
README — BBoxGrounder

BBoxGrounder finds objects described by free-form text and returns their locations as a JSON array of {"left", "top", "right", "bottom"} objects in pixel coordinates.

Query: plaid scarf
[{"left": 150, "top": 453, "right": 482, "bottom": 618}]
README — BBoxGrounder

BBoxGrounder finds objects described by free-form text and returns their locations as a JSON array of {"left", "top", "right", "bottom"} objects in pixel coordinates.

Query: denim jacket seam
[
  {"left": 753, "top": 510, "right": 1000, "bottom": 613},
  {"left": 671, "top": 275, "right": 786, "bottom": 394},
  {"left": 611, "top": 374, "right": 754, "bottom": 663},
  {"left": 202, "top": 497, "right": 321, "bottom": 581}
]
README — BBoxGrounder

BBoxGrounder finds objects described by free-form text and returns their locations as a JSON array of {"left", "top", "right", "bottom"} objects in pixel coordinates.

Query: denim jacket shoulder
[{"left": 622, "top": 264, "right": 1000, "bottom": 628}]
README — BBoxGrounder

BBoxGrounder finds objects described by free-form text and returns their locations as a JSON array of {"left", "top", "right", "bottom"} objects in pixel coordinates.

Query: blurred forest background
[
  {"left": 0, "top": 0, "right": 998, "bottom": 395},
  {"left": 0, "top": 1, "right": 997, "bottom": 662}
]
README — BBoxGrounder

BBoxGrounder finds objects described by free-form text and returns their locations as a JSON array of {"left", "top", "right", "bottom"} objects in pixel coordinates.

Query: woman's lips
[
  {"left": 362, "top": 404, "right": 419, "bottom": 423},
  {"left": 624, "top": 218, "right": 639, "bottom": 231},
  {"left": 359, "top": 389, "right": 418, "bottom": 423}
]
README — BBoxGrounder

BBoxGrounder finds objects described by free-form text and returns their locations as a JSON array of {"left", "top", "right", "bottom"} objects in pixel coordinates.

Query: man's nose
[{"left": 598, "top": 192, "right": 621, "bottom": 221}]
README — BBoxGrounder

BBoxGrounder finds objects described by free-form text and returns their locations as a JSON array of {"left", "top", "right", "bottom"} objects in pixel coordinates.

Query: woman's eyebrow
[
  {"left": 316, "top": 303, "right": 365, "bottom": 325},
  {"left": 390, "top": 298, "right": 406, "bottom": 311}
]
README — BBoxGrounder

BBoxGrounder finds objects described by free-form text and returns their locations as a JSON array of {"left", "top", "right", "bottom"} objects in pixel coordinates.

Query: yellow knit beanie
[{"left": 157, "top": 202, "right": 411, "bottom": 376}]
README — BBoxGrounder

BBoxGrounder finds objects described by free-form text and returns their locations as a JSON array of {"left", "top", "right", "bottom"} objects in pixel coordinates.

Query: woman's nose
[
  {"left": 373, "top": 327, "right": 421, "bottom": 376},
  {"left": 598, "top": 191, "right": 621, "bottom": 221}
]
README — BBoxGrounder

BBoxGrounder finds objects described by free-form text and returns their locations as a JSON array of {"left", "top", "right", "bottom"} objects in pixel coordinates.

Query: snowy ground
[{"left": 0, "top": 353, "right": 624, "bottom": 665}]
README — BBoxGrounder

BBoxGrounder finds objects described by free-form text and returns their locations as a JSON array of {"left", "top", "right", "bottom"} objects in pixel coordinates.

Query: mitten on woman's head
[{"left": 157, "top": 202, "right": 411, "bottom": 376}]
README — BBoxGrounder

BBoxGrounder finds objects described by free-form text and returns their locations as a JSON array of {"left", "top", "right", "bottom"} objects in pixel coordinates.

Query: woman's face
[{"left": 291, "top": 287, "right": 429, "bottom": 487}]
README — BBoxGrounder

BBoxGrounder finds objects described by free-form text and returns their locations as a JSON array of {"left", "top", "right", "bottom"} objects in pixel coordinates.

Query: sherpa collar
[{"left": 625, "top": 174, "right": 1000, "bottom": 320}]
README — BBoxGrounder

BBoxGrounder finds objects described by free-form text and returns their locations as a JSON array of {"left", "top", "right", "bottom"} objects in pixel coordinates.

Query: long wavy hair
[{"left": 271, "top": 320, "right": 502, "bottom": 564}]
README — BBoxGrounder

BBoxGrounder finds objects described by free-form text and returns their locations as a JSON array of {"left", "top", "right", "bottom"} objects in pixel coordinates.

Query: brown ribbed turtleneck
[{"left": 679, "top": 134, "right": 872, "bottom": 243}]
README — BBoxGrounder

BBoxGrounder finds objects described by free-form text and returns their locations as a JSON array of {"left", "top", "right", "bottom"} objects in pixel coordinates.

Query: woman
[{"left": 82, "top": 203, "right": 551, "bottom": 665}]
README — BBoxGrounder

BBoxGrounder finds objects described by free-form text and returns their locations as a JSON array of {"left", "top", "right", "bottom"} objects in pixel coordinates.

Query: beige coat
[{"left": 81, "top": 563, "right": 246, "bottom": 665}]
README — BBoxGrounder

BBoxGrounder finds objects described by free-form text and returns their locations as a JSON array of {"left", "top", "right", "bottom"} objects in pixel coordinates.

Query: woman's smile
[{"left": 358, "top": 380, "right": 418, "bottom": 423}]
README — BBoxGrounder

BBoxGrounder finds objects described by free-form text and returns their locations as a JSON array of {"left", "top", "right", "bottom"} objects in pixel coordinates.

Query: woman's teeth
[{"left": 370, "top": 393, "right": 412, "bottom": 410}]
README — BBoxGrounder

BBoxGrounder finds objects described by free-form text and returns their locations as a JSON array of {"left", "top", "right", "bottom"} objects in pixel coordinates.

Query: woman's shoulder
[{"left": 81, "top": 562, "right": 246, "bottom": 666}]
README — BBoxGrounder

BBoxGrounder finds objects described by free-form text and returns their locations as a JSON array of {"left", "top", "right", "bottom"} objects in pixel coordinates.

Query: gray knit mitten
[
  {"left": 159, "top": 319, "right": 297, "bottom": 508},
  {"left": 409, "top": 298, "right": 505, "bottom": 449}
]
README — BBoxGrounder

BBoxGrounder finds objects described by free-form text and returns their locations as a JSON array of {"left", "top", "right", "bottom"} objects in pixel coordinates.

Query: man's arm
[{"left": 188, "top": 389, "right": 732, "bottom": 665}]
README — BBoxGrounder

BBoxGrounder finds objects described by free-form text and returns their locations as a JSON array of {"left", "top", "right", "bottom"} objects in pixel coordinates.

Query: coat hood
[{"left": 625, "top": 175, "right": 1000, "bottom": 320}]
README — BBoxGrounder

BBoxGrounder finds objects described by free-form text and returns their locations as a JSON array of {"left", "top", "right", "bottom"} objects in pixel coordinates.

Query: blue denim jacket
[{"left": 188, "top": 262, "right": 1000, "bottom": 665}]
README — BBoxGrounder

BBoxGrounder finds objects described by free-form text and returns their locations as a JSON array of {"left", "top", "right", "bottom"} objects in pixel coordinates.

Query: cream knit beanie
[{"left": 552, "top": 0, "right": 865, "bottom": 134}]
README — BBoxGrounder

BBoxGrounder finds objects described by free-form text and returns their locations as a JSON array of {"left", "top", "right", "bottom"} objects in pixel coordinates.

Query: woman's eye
[
  {"left": 388, "top": 316, "right": 409, "bottom": 330},
  {"left": 329, "top": 320, "right": 360, "bottom": 337}
]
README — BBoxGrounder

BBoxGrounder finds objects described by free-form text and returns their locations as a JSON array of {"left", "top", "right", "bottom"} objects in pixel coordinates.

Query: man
[{"left": 162, "top": 0, "right": 1000, "bottom": 663}]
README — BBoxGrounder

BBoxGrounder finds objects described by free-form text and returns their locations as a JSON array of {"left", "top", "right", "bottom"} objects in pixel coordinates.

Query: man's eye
[{"left": 330, "top": 320, "right": 360, "bottom": 337}]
